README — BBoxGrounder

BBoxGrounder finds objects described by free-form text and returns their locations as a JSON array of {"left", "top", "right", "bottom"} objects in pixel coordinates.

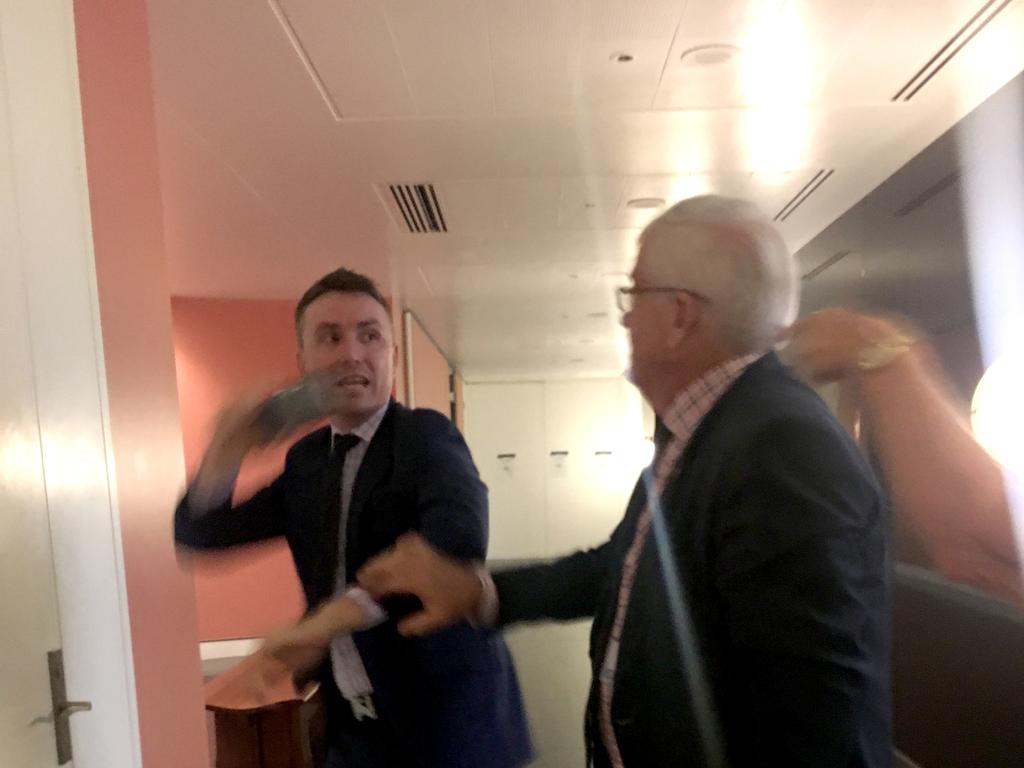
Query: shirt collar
[
  {"left": 660, "top": 352, "right": 764, "bottom": 444},
  {"left": 330, "top": 400, "right": 390, "bottom": 446}
]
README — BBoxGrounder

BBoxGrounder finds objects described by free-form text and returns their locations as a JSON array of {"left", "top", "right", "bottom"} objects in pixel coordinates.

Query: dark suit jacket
[
  {"left": 175, "top": 400, "right": 532, "bottom": 768},
  {"left": 494, "top": 354, "right": 891, "bottom": 768}
]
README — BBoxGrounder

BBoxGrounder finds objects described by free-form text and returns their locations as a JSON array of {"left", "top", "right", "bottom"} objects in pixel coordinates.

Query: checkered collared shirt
[{"left": 598, "top": 353, "right": 762, "bottom": 768}]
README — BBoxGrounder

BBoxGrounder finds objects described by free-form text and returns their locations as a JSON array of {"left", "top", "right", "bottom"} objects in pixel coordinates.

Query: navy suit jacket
[
  {"left": 493, "top": 354, "right": 892, "bottom": 767},
  {"left": 175, "top": 400, "right": 532, "bottom": 768}
]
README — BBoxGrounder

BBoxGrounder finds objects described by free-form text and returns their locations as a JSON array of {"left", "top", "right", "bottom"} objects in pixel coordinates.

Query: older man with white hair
[{"left": 358, "top": 195, "right": 891, "bottom": 767}]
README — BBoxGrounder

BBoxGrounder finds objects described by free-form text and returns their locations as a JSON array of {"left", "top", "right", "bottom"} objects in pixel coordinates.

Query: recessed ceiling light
[
  {"left": 611, "top": 52, "right": 634, "bottom": 63},
  {"left": 627, "top": 197, "right": 665, "bottom": 209},
  {"left": 680, "top": 44, "right": 739, "bottom": 67}
]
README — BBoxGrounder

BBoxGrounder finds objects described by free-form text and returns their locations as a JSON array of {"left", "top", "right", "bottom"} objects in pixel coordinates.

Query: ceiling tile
[
  {"left": 279, "top": 0, "right": 413, "bottom": 117},
  {"left": 381, "top": 0, "right": 494, "bottom": 116},
  {"left": 487, "top": 0, "right": 585, "bottom": 113},
  {"left": 439, "top": 178, "right": 563, "bottom": 233},
  {"left": 557, "top": 177, "right": 627, "bottom": 230}
]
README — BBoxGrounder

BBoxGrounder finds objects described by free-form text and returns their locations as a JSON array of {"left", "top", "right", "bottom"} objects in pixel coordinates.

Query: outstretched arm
[{"left": 788, "top": 308, "right": 1022, "bottom": 604}]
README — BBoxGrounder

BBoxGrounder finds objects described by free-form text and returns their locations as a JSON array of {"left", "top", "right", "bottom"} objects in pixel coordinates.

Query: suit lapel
[{"left": 343, "top": 401, "right": 398, "bottom": 579}]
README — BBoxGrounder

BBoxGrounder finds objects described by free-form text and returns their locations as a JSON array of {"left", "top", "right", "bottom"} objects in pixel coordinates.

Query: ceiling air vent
[
  {"left": 892, "top": 0, "right": 1014, "bottom": 102},
  {"left": 802, "top": 250, "right": 852, "bottom": 281},
  {"left": 387, "top": 183, "right": 447, "bottom": 234},
  {"left": 774, "top": 169, "right": 834, "bottom": 223},
  {"left": 893, "top": 171, "right": 961, "bottom": 217}
]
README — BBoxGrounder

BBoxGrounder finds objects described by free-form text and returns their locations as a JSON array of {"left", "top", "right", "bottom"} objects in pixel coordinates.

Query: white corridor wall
[{"left": 463, "top": 376, "right": 652, "bottom": 768}]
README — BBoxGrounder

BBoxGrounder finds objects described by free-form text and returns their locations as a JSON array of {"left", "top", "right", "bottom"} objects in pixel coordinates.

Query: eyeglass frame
[{"left": 615, "top": 285, "right": 710, "bottom": 314}]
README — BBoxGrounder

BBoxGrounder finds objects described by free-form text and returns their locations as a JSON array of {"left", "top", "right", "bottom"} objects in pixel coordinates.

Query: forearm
[
  {"left": 274, "top": 597, "right": 366, "bottom": 651},
  {"left": 493, "top": 545, "right": 610, "bottom": 626},
  {"left": 186, "top": 446, "right": 246, "bottom": 518},
  {"left": 262, "top": 591, "right": 384, "bottom": 668},
  {"left": 858, "top": 348, "right": 1019, "bottom": 567}
]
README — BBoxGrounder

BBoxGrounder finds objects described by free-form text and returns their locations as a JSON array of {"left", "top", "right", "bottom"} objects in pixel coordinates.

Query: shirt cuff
[{"left": 344, "top": 586, "right": 388, "bottom": 629}]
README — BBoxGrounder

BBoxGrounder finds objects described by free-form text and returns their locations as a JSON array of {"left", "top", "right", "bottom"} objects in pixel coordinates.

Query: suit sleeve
[
  {"left": 410, "top": 410, "right": 491, "bottom": 561},
  {"left": 713, "top": 416, "right": 887, "bottom": 766},
  {"left": 174, "top": 471, "right": 289, "bottom": 549},
  {"left": 491, "top": 540, "right": 614, "bottom": 626}
]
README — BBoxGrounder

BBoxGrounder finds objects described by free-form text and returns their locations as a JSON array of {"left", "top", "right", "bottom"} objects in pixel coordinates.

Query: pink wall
[
  {"left": 409, "top": 315, "right": 453, "bottom": 417},
  {"left": 172, "top": 297, "right": 308, "bottom": 640},
  {"left": 73, "top": 1, "right": 209, "bottom": 765}
]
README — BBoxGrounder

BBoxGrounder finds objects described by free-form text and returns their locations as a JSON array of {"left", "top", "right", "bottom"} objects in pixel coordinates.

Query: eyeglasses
[{"left": 615, "top": 286, "right": 710, "bottom": 314}]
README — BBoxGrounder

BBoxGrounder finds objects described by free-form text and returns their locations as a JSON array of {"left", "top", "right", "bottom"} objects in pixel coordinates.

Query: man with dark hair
[
  {"left": 294, "top": 267, "right": 391, "bottom": 339},
  {"left": 174, "top": 267, "right": 532, "bottom": 768}
]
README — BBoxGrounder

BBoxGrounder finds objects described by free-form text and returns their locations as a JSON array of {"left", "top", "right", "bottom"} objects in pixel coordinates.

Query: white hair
[{"left": 639, "top": 195, "right": 799, "bottom": 352}]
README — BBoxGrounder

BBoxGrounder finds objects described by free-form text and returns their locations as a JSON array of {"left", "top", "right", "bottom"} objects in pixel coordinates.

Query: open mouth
[{"left": 336, "top": 374, "right": 370, "bottom": 389}]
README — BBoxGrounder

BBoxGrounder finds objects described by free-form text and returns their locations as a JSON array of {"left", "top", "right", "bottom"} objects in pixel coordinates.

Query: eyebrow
[{"left": 315, "top": 319, "right": 382, "bottom": 332}]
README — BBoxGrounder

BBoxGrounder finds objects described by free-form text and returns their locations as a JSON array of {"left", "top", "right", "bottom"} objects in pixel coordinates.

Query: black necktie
[
  {"left": 324, "top": 433, "right": 362, "bottom": 588},
  {"left": 332, "top": 432, "right": 361, "bottom": 469},
  {"left": 330, "top": 433, "right": 363, "bottom": 518}
]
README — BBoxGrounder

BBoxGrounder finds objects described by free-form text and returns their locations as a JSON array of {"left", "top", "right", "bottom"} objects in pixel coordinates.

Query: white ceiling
[{"left": 147, "top": 0, "right": 1024, "bottom": 381}]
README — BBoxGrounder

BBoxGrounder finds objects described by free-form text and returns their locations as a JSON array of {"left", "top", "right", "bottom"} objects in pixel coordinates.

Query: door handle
[
  {"left": 55, "top": 701, "right": 92, "bottom": 718},
  {"left": 48, "top": 649, "right": 90, "bottom": 764}
]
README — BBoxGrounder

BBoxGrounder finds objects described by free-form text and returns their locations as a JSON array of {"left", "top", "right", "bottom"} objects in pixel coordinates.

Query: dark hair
[{"left": 295, "top": 267, "right": 390, "bottom": 343}]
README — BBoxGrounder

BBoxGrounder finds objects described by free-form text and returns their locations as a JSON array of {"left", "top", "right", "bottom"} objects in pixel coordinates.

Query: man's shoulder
[
  {"left": 715, "top": 353, "right": 834, "bottom": 429},
  {"left": 393, "top": 404, "right": 458, "bottom": 437},
  {"left": 391, "top": 405, "right": 475, "bottom": 467},
  {"left": 699, "top": 353, "right": 864, "bottom": 468}
]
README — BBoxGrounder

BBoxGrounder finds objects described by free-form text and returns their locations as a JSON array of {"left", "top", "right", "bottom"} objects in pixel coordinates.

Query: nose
[{"left": 337, "top": 335, "right": 364, "bottom": 366}]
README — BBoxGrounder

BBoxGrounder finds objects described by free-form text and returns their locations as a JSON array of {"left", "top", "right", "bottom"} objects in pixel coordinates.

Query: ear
[{"left": 665, "top": 293, "right": 702, "bottom": 348}]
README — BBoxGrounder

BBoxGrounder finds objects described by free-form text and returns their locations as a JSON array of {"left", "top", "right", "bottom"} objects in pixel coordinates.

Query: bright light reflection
[
  {"left": 670, "top": 175, "right": 714, "bottom": 202},
  {"left": 971, "top": 352, "right": 1024, "bottom": 477},
  {"left": 740, "top": 4, "right": 812, "bottom": 173},
  {"left": 957, "top": 65, "right": 1024, "bottom": 564},
  {"left": 0, "top": 430, "right": 43, "bottom": 491}
]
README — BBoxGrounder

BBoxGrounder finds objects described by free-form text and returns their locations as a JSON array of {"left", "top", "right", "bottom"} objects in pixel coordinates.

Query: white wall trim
[{"left": 199, "top": 639, "right": 262, "bottom": 661}]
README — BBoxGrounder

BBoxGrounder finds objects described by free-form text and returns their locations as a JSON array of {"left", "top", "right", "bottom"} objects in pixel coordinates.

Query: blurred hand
[
  {"left": 204, "top": 649, "right": 296, "bottom": 709},
  {"left": 205, "top": 391, "right": 273, "bottom": 468},
  {"left": 261, "top": 626, "right": 330, "bottom": 675},
  {"left": 785, "top": 308, "right": 908, "bottom": 383},
  {"left": 358, "top": 533, "right": 483, "bottom": 636}
]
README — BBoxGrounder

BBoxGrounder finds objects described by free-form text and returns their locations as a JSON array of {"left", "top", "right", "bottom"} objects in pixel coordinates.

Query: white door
[
  {"left": 543, "top": 378, "right": 651, "bottom": 557},
  {"left": 0, "top": 20, "right": 65, "bottom": 765},
  {"left": 1, "top": 1, "right": 142, "bottom": 764},
  {"left": 464, "top": 382, "right": 548, "bottom": 560}
]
